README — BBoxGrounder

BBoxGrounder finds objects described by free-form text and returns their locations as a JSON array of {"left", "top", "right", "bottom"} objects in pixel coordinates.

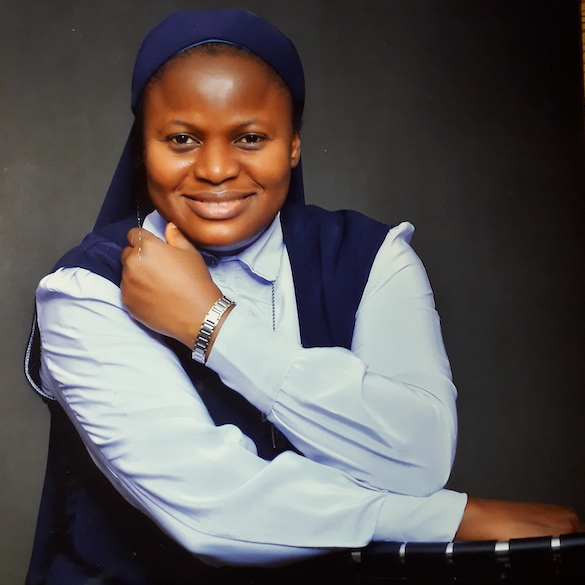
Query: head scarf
[{"left": 94, "top": 9, "right": 305, "bottom": 231}]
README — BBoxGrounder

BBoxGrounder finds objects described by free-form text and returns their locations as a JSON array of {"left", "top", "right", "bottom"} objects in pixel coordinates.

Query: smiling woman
[{"left": 23, "top": 8, "right": 582, "bottom": 585}]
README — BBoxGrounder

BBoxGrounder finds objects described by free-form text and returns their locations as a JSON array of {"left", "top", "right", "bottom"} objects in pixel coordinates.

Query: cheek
[
  {"left": 252, "top": 149, "right": 294, "bottom": 191},
  {"left": 144, "top": 146, "right": 190, "bottom": 193}
]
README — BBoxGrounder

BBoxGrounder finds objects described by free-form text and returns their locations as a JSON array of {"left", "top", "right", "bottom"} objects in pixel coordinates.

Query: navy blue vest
[{"left": 26, "top": 202, "right": 389, "bottom": 585}]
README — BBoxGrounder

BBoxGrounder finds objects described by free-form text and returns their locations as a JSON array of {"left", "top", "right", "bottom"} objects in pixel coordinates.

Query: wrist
[{"left": 191, "top": 295, "right": 236, "bottom": 363}]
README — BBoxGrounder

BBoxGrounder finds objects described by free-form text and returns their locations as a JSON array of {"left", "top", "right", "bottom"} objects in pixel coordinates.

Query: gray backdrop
[{"left": 1, "top": 1, "right": 584, "bottom": 582}]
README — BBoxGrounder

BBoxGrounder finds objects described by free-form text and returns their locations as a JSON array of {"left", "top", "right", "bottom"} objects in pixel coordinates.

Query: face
[{"left": 142, "top": 50, "right": 301, "bottom": 250}]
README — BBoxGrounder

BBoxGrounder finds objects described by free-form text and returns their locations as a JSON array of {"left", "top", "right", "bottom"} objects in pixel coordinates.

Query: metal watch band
[{"left": 192, "top": 295, "right": 235, "bottom": 364}]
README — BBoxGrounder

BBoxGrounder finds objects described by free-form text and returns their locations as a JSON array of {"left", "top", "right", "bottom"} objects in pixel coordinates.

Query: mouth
[{"left": 183, "top": 191, "right": 255, "bottom": 220}]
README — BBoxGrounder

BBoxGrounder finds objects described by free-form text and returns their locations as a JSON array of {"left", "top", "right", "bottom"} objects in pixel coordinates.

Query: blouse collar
[{"left": 143, "top": 210, "right": 283, "bottom": 283}]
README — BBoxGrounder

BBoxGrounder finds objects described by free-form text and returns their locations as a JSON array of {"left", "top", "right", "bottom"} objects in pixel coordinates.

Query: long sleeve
[
  {"left": 209, "top": 222, "right": 458, "bottom": 496},
  {"left": 36, "top": 262, "right": 466, "bottom": 567}
]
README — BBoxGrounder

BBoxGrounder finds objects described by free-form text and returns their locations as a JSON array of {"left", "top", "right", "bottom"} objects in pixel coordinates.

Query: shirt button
[{"left": 202, "top": 254, "right": 219, "bottom": 267}]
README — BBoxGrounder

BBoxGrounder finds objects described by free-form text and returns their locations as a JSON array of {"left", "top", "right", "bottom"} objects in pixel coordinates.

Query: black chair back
[{"left": 351, "top": 532, "right": 585, "bottom": 584}]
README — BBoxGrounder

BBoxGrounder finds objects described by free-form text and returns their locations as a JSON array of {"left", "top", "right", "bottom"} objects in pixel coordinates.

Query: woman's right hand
[
  {"left": 121, "top": 223, "right": 225, "bottom": 349},
  {"left": 455, "top": 497, "right": 584, "bottom": 541}
]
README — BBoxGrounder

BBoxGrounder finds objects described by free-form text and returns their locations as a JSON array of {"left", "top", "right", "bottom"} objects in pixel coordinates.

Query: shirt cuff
[
  {"left": 206, "top": 304, "right": 300, "bottom": 414},
  {"left": 374, "top": 489, "right": 468, "bottom": 543}
]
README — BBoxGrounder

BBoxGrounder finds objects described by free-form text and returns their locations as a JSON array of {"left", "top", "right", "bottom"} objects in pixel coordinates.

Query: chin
[
  {"left": 198, "top": 233, "right": 262, "bottom": 253},
  {"left": 190, "top": 224, "right": 268, "bottom": 253}
]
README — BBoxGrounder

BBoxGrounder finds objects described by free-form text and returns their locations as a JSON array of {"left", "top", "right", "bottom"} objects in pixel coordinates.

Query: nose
[{"left": 193, "top": 140, "right": 239, "bottom": 184}]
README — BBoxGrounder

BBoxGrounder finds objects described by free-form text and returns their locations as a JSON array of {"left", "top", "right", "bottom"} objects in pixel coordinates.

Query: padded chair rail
[{"left": 351, "top": 532, "right": 585, "bottom": 584}]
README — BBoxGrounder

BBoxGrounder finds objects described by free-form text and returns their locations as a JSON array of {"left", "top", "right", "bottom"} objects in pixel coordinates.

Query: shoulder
[
  {"left": 371, "top": 221, "right": 429, "bottom": 278},
  {"left": 280, "top": 202, "right": 390, "bottom": 267},
  {"left": 27, "top": 217, "right": 135, "bottom": 398},
  {"left": 281, "top": 202, "right": 389, "bottom": 243},
  {"left": 360, "top": 221, "right": 434, "bottom": 307},
  {"left": 52, "top": 216, "right": 137, "bottom": 287}
]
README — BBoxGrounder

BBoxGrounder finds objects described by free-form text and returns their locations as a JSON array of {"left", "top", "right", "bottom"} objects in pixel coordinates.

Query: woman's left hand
[
  {"left": 121, "top": 223, "right": 224, "bottom": 348},
  {"left": 455, "top": 497, "right": 584, "bottom": 541}
]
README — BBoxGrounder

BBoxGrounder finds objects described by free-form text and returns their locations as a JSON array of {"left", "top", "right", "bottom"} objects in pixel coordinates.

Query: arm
[
  {"left": 207, "top": 222, "right": 457, "bottom": 495},
  {"left": 37, "top": 267, "right": 466, "bottom": 566},
  {"left": 118, "top": 222, "right": 583, "bottom": 543},
  {"left": 123, "top": 221, "right": 456, "bottom": 495}
]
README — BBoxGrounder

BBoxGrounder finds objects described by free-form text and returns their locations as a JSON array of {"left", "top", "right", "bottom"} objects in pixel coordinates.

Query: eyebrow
[
  {"left": 236, "top": 119, "right": 261, "bottom": 127},
  {"left": 168, "top": 120, "right": 194, "bottom": 128},
  {"left": 168, "top": 119, "right": 262, "bottom": 128}
]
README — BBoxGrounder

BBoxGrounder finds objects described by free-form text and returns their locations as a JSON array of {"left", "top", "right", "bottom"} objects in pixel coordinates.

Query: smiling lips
[{"left": 184, "top": 191, "right": 255, "bottom": 220}]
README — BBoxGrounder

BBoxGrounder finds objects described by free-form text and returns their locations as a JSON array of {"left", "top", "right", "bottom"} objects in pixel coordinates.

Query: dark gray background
[{"left": 1, "top": 1, "right": 583, "bottom": 582}]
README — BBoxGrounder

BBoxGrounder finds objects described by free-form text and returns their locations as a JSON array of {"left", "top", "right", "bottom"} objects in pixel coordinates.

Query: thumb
[{"left": 165, "top": 222, "right": 194, "bottom": 250}]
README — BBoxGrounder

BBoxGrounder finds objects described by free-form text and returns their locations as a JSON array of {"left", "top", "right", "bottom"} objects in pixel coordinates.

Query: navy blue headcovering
[{"left": 94, "top": 9, "right": 306, "bottom": 231}]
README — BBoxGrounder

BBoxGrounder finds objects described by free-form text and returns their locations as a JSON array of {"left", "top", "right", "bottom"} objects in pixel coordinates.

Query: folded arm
[
  {"left": 208, "top": 223, "right": 458, "bottom": 495},
  {"left": 37, "top": 267, "right": 466, "bottom": 566}
]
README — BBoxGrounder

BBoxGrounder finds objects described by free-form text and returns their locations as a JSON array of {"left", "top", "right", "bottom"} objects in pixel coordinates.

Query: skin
[
  {"left": 121, "top": 50, "right": 583, "bottom": 542},
  {"left": 456, "top": 498, "right": 583, "bottom": 540}
]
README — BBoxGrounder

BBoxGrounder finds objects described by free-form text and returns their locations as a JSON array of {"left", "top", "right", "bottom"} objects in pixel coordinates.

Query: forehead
[
  {"left": 145, "top": 42, "right": 292, "bottom": 96},
  {"left": 142, "top": 50, "right": 294, "bottom": 131}
]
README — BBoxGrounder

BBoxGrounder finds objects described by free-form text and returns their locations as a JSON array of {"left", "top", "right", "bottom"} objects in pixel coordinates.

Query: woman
[{"left": 25, "top": 9, "right": 581, "bottom": 585}]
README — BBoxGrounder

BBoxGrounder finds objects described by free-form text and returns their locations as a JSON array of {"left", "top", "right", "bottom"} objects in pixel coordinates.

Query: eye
[
  {"left": 168, "top": 134, "right": 196, "bottom": 146},
  {"left": 237, "top": 134, "right": 265, "bottom": 148}
]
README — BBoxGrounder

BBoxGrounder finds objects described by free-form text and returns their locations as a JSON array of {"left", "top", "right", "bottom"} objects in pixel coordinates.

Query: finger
[
  {"left": 165, "top": 222, "right": 195, "bottom": 250},
  {"left": 127, "top": 226, "right": 157, "bottom": 246},
  {"left": 122, "top": 229, "right": 147, "bottom": 263},
  {"left": 127, "top": 227, "right": 140, "bottom": 247},
  {"left": 121, "top": 245, "right": 132, "bottom": 263}
]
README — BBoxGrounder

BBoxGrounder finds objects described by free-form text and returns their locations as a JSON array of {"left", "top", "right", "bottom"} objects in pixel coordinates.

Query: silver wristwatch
[{"left": 192, "top": 295, "right": 235, "bottom": 364}]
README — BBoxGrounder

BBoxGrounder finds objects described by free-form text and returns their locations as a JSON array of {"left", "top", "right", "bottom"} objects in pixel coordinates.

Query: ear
[{"left": 290, "top": 132, "right": 301, "bottom": 168}]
